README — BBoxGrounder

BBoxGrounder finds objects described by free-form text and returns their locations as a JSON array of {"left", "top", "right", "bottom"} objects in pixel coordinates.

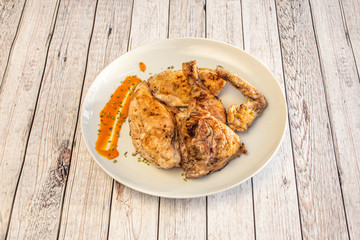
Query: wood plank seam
[
  {"left": 166, "top": 0, "right": 171, "bottom": 38},
  {"left": 105, "top": 1, "right": 135, "bottom": 238},
  {"left": 54, "top": 0, "right": 100, "bottom": 239},
  {"left": 0, "top": 0, "right": 26, "bottom": 90},
  {"left": 126, "top": 0, "right": 136, "bottom": 53},
  {"left": 337, "top": 0, "right": 360, "bottom": 81},
  {"left": 3, "top": 0, "right": 63, "bottom": 238},
  {"left": 106, "top": 180, "right": 115, "bottom": 240},
  {"left": 307, "top": 1, "right": 352, "bottom": 238},
  {"left": 156, "top": 198, "right": 161, "bottom": 240},
  {"left": 251, "top": 179, "right": 257, "bottom": 240},
  {"left": 273, "top": 0, "right": 304, "bottom": 238},
  {"left": 307, "top": 0, "right": 352, "bottom": 238}
]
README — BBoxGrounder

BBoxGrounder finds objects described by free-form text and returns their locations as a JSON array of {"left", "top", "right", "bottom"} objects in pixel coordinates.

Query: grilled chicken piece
[
  {"left": 148, "top": 70, "right": 189, "bottom": 107},
  {"left": 182, "top": 61, "right": 226, "bottom": 123},
  {"left": 128, "top": 82, "right": 181, "bottom": 168},
  {"left": 198, "top": 68, "right": 226, "bottom": 95},
  {"left": 176, "top": 61, "right": 244, "bottom": 178},
  {"left": 216, "top": 66, "right": 268, "bottom": 132},
  {"left": 148, "top": 68, "right": 226, "bottom": 107}
]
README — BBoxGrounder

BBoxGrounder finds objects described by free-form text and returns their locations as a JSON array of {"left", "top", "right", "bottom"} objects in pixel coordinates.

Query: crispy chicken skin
[
  {"left": 148, "top": 68, "right": 226, "bottom": 107},
  {"left": 216, "top": 66, "right": 268, "bottom": 132},
  {"left": 176, "top": 61, "right": 244, "bottom": 178},
  {"left": 198, "top": 68, "right": 226, "bottom": 95},
  {"left": 128, "top": 82, "right": 181, "bottom": 168},
  {"left": 148, "top": 70, "right": 190, "bottom": 107},
  {"left": 182, "top": 61, "right": 227, "bottom": 123}
]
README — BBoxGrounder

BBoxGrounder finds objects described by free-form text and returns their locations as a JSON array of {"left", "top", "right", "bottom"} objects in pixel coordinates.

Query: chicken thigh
[
  {"left": 176, "top": 61, "right": 245, "bottom": 178},
  {"left": 148, "top": 68, "right": 226, "bottom": 107}
]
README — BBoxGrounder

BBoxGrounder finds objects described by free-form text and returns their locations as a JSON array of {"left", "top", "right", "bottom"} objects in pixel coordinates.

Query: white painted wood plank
[
  {"left": 206, "top": 1, "right": 254, "bottom": 239},
  {"left": 242, "top": 0, "right": 302, "bottom": 239},
  {"left": 206, "top": 0, "right": 243, "bottom": 46},
  {"left": 309, "top": 0, "right": 360, "bottom": 238},
  {"left": 276, "top": 0, "right": 349, "bottom": 239},
  {"left": 6, "top": 0, "right": 98, "bottom": 239},
  {"left": 0, "top": 0, "right": 60, "bottom": 238},
  {"left": 0, "top": 0, "right": 25, "bottom": 85},
  {"left": 159, "top": 198, "right": 206, "bottom": 240},
  {"left": 168, "top": 0, "right": 205, "bottom": 38},
  {"left": 58, "top": 1, "right": 134, "bottom": 239},
  {"left": 341, "top": 0, "right": 360, "bottom": 71},
  {"left": 107, "top": 0, "right": 169, "bottom": 239},
  {"left": 158, "top": 1, "right": 207, "bottom": 239}
]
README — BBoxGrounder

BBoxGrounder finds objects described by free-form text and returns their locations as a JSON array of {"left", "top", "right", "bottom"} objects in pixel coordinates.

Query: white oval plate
[{"left": 81, "top": 38, "right": 287, "bottom": 198}]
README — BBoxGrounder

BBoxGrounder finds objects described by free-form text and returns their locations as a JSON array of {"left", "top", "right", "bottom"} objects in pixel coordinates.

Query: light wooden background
[{"left": 0, "top": 0, "right": 359, "bottom": 239}]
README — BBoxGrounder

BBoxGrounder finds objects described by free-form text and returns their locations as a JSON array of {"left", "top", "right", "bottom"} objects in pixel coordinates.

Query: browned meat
[
  {"left": 148, "top": 68, "right": 226, "bottom": 107},
  {"left": 182, "top": 61, "right": 226, "bottom": 123},
  {"left": 148, "top": 70, "right": 190, "bottom": 107},
  {"left": 128, "top": 82, "right": 181, "bottom": 168},
  {"left": 198, "top": 68, "right": 226, "bottom": 95},
  {"left": 216, "top": 66, "right": 268, "bottom": 132},
  {"left": 176, "top": 61, "right": 244, "bottom": 178}
]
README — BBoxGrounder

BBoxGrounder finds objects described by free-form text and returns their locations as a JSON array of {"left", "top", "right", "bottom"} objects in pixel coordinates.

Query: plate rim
[{"left": 81, "top": 37, "right": 288, "bottom": 198}]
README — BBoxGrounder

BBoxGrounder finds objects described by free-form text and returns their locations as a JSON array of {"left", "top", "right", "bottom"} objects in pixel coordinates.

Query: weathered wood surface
[
  {"left": 309, "top": 0, "right": 360, "bottom": 238},
  {"left": 341, "top": 0, "right": 360, "bottom": 72},
  {"left": 276, "top": 0, "right": 349, "bottom": 239},
  {"left": 6, "top": 0, "right": 98, "bottom": 239},
  {"left": 0, "top": 0, "right": 25, "bottom": 86},
  {"left": 0, "top": 0, "right": 359, "bottom": 239},
  {"left": 0, "top": 0, "right": 60, "bottom": 238}
]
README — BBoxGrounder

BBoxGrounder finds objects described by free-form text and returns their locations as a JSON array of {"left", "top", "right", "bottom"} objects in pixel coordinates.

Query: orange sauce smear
[
  {"left": 139, "top": 62, "right": 146, "bottom": 72},
  {"left": 95, "top": 76, "right": 141, "bottom": 159}
]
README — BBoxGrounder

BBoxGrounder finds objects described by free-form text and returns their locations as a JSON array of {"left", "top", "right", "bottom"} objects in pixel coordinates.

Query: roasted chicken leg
[
  {"left": 216, "top": 66, "right": 268, "bottom": 132},
  {"left": 177, "top": 61, "right": 245, "bottom": 178}
]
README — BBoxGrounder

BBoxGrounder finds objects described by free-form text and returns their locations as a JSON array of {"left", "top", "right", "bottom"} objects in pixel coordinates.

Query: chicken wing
[
  {"left": 182, "top": 61, "right": 226, "bottom": 123},
  {"left": 176, "top": 61, "right": 245, "bottom": 178},
  {"left": 148, "top": 68, "right": 226, "bottom": 107},
  {"left": 216, "top": 66, "right": 268, "bottom": 132}
]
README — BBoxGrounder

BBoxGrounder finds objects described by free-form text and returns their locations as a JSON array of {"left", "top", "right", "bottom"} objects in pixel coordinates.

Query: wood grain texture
[
  {"left": 206, "top": 1, "right": 254, "bottom": 239},
  {"left": 276, "top": 0, "right": 349, "bottom": 239},
  {"left": 0, "top": 0, "right": 60, "bottom": 238},
  {"left": 157, "top": 1, "right": 207, "bottom": 239},
  {"left": 341, "top": 0, "right": 360, "bottom": 72},
  {"left": 159, "top": 198, "right": 206, "bottom": 240},
  {"left": 108, "top": 183, "right": 159, "bottom": 240},
  {"left": 168, "top": 0, "right": 205, "bottom": 38},
  {"left": 6, "top": 0, "right": 98, "bottom": 239},
  {"left": 206, "top": 0, "right": 243, "bottom": 46},
  {"left": 242, "top": 0, "right": 302, "bottom": 239},
  {"left": 58, "top": 1, "right": 134, "bottom": 238},
  {"left": 107, "top": 0, "right": 169, "bottom": 239},
  {"left": 208, "top": 186, "right": 254, "bottom": 239},
  {"left": 309, "top": 0, "right": 360, "bottom": 237},
  {"left": 0, "top": 0, "right": 25, "bottom": 86}
]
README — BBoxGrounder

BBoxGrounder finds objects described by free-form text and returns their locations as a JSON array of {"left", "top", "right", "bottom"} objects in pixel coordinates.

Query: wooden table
[{"left": 1, "top": 0, "right": 359, "bottom": 239}]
